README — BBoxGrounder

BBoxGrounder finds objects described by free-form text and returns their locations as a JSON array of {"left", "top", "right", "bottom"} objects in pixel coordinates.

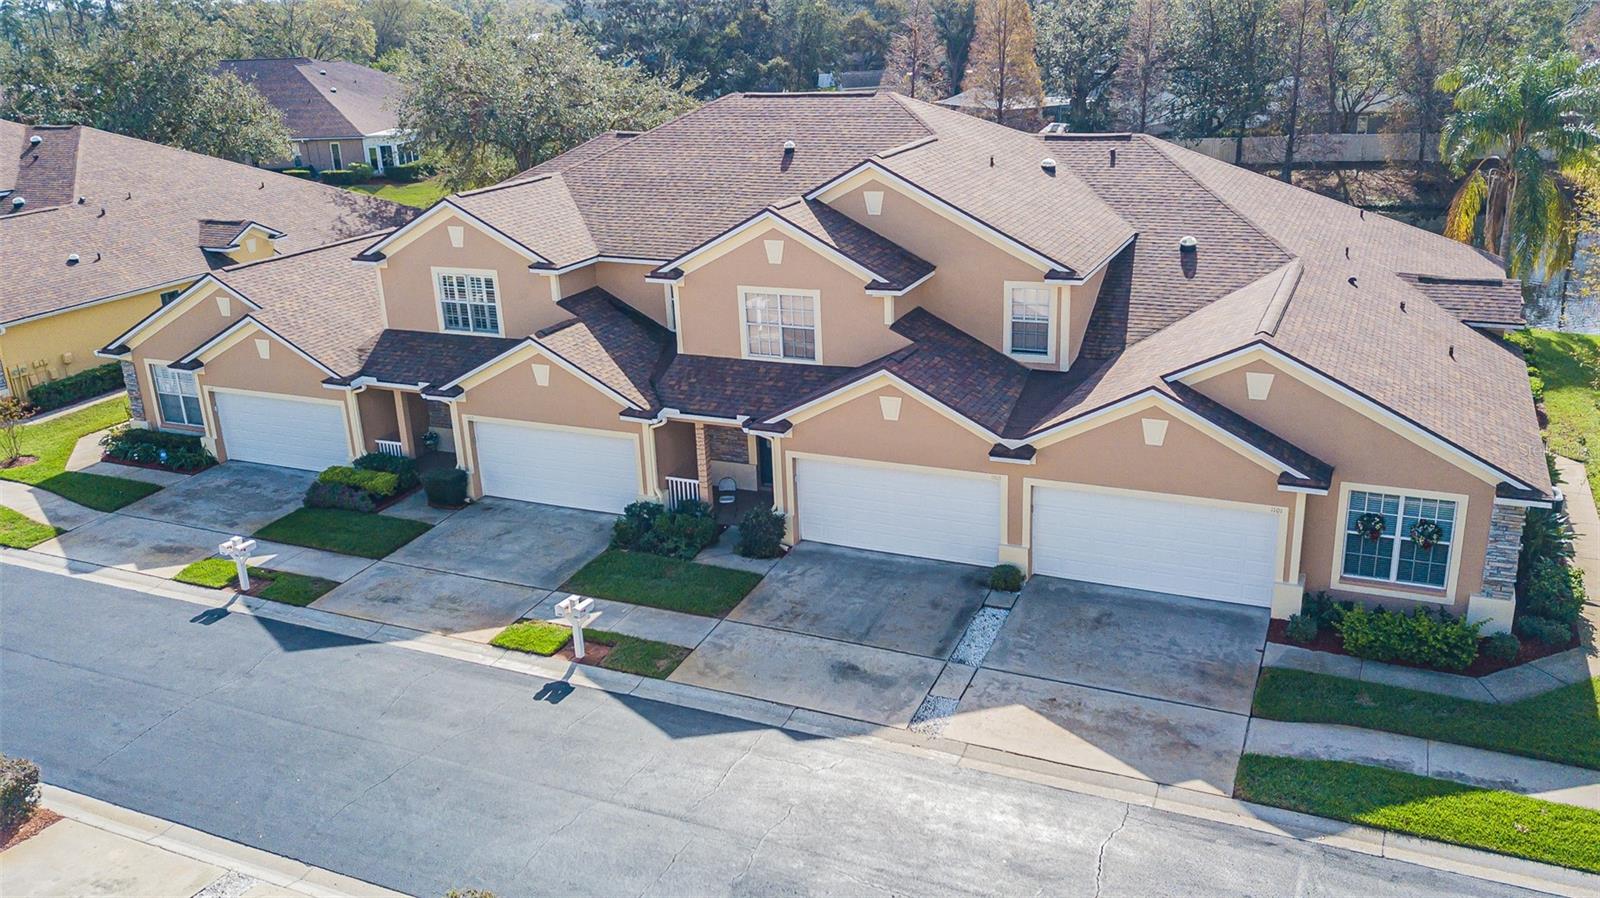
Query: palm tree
[{"left": 1440, "top": 52, "right": 1600, "bottom": 282}]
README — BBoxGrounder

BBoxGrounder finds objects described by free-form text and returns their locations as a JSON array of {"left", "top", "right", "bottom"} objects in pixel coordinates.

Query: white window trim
[
  {"left": 738, "top": 285, "right": 822, "bottom": 365},
  {"left": 431, "top": 266, "right": 504, "bottom": 337},
  {"left": 329, "top": 141, "right": 343, "bottom": 170},
  {"left": 1002, "top": 281, "right": 1058, "bottom": 364},
  {"left": 147, "top": 360, "right": 204, "bottom": 430},
  {"left": 1330, "top": 481, "right": 1468, "bottom": 602}
]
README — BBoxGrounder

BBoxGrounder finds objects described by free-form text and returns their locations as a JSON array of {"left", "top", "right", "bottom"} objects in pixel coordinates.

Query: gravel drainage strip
[
  {"left": 909, "top": 695, "right": 959, "bottom": 736},
  {"left": 949, "top": 606, "right": 1008, "bottom": 667}
]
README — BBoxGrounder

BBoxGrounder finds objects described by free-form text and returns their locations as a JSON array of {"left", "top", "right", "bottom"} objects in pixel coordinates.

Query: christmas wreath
[
  {"left": 1354, "top": 512, "right": 1386, "bottom": 542},
  {"left": 1409, "top": 519, "right": 1444, "bottom": 550}
]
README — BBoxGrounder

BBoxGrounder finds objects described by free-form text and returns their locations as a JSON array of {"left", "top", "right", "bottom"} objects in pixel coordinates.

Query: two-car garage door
[
  {"left": 214, "top": 391, "right": 350, "bottom": 471},
  {"left": 473, "top": 420, "right": 640, "bottom": 514},
  {"left": 795, "top": 458, "right": 1001, "bottom": 566},
  {"left": 1030, "top": 486, "right": 1279, "bottom": 606}
]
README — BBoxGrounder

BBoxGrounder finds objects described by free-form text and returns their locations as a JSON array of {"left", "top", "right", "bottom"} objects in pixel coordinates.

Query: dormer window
[
  {"left": 742, "top": 287, "right": 818, "bottom": 362},
  {"left": 435, "top": 268, "right": 501, "bottom": 335},
  {"left": 1006, "top": 283, "right": 1055, "bottom": 360}
]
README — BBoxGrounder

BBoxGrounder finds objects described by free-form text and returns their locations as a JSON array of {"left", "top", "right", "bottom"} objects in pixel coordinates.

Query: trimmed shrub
[
  {"left": 1301, "top": 591, "right": 1352, "bottom": 628},
  {"left": 612, "top": 500, "right": 717, "bottom": 560},
  {"left": 316, "top": 465, "right": 399, "bottom": 498},
  {"left": 26, "top": 363, "right": 123, "bottom": 411},
  {"left": 385, "top": 161, "right": 433, "bottom": 183},
  {"left": 99, "top": 426, "right": 214, "bottom": 471},
  {"left": 279, "top": 168, "right": 314, "bottom": 179},
  {"left": 421, "top": 467, "right": 469, "bottom": 507},
  {"left": 1523, "top": 558, "right": 1586, "bottom": 627},
  {"left": 735, "top": 507, "right": 786, "bottom": 558},
  {"left": 304, "top": 481, "right": 377, "bottom": 513},
  {"left": 1334, "top": 604, "right": 1482, "bottom": 671},
  {"left": 1516, "top": 614, "right": 1574, "bottom": 646},
  {"left": 319, "top": 163, "right": 373, "bottom": 186},
  {"left": 988, "top": 563, "right": 1025, "bottom": 592},
  {"left": 0, "top": 754, "right": 40, "bottom": 831},
  {"left": 1285, "top": 612, "right": 1320, "bottom": 645},
  {"left": 352, "top": 453, "right": 419, "bottom": 491},
  {"left": 1483, "top": 632, "right": 1521, "bottom": 663}
]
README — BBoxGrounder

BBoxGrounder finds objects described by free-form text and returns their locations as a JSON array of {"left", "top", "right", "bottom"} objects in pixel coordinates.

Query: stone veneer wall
[
  {"left": 1483, "top": 503, "right": 1526, "bottom": 602},
  {"left": 121, "top": 360, "right": 145, "bottom": 423},
  {"left": 707, "top": 425, "right": 749, "bottom": 463}
]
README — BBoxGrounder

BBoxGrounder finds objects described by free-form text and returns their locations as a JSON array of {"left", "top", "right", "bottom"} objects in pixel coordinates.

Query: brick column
[
  {"left": 120, "top": 360, "right": 145, "bottom": 424},
  {"left": 1483, "top": 504, "right": 1526, "bottom": 602},
  {"left": 693, "top": 422, "right": 712, "bottom": 504}
]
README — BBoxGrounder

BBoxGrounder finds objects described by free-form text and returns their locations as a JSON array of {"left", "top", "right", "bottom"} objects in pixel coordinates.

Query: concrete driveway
[
  {"left": 311, "top": 562, "right": 549, "bottom": 642},
  {"left": 726, "top": 543, "right": 988, "bottom": 657},
  {"left": 385, "top": 498, "right": 614, "bottom": 589},
  {"left": 117, "top": 462, "right": 312, "bottom": 534}
]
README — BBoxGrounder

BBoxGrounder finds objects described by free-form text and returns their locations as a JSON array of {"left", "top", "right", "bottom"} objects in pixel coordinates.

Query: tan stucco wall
[
  {"left": 828, "top": 177, "right": 1109, "bottom": 368},
  {"left": 1188, "top": 358, "right": 1496, "bottom": 612},
  {"left": 378, "top": 212, "right": 566, "bottom": 338},
  {"left": 653, "top": 420, "right": 698, "bottom": 486},
  {"left": 594, "top": 262, "right": 669, "bottom": 325},
  {"left": 677, "top": 226, "right": 908, "bottom": 366},
  {"left": 126, "top": 284, "right": 249, "bottom": 430},
  {"left": 778, "top": 383, "right": 1293, "bottom": 575},
  {"left": 292, "top": 139, "right": 365, "bottom": 172},
  {"left": 357, "top": 388, "right": 399, "bottom": 452},
  {"left": 454, "top": 349, "right": 640, "bottom": 495},
  {"left": 0, "top": 290, "right": 164, "bottom": 399},
  {"left": 1065, "top": 267, "right": 1107, "bottom": 366}
]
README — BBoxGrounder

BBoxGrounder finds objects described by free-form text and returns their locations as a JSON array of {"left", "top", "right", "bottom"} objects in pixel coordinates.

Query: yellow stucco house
[{"left": 0, "top": 120, "right": 413, "bottom": 402}]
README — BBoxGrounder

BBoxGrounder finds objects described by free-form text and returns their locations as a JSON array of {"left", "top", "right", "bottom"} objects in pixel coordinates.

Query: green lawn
[
  {"left": 255, "top": 508, "right": 431, "bottom": 559},
  {"left": 0, "top": 506, "right": 63, "bottom": 549},
  {"left": 489, "top": 620, "right": 690, "bottom": 678},
  {"left": 1, "top": 398, "right": 161, "bottom": 511},
  {"left": 1519, "top": 328, "right": 1600, "bottom": 503},
  {"left": 172, "top": 557, "right": 337, "bottom": 606},
  {"left": 1254, "top": 667, "right": 1600, "bottom": 769},
  {"left": 348, "top": 177, "right": 449, "bottom": 208},
  {"left": 562, "top": 549, "right": 762, "bottom": 617},
  {"left": 1235, "top": 754, "right": 1600, "bottom": 873}
]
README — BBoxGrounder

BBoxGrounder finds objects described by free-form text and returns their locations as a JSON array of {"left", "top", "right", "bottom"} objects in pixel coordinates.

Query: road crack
[{"left": 1092, "top": 805, "right": 1130, "bottom": 898}]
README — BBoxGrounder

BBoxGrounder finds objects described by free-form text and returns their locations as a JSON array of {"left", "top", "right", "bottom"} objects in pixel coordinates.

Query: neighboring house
[
  {"left": 939, "top": 89, "right": 1071, "bottom": 123},
  {"left": 220, "top": 57, "right": 415, "bottom": 174},
  {"left": 103, "top": 91, "right": 1546, "bottom": 634},
  {"left": 819, "top": 70, "right": 888, "bottom": 90},
  {"left": 0, "top": 120, "right": 415, "bottom": 403}
]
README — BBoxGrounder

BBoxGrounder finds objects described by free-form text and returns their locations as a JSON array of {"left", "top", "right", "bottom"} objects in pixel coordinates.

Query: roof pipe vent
[
  {"left": 1109, "top": 148, "right": 1117, "bottom": 167},
  {"left": 28, "top": 135, "right": 41, "bottom": 146},
  {"left": 1041, "top": 157, "right": 1057, "bottom": 174},
  {"left": 66, "top": 253, "right": 79, "bottom": 265},
  {"left": 329, "top": 87, "right": 338, "bottom": 92},
  {"left": 77, "top": 196, "right": 86, "bottom": 204},
  {"left": 1178, "top": 235, "right": 1198, "bottom": 253},
  {"left": 9, "top": 196, "right": 23, "bottom": 210},
  {"left": 782, "top": 139, "right": 796, "bottom": 153}
]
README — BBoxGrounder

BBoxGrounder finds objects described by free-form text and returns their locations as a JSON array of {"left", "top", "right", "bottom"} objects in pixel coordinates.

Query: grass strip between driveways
[
  {"left": 173, "top": 558, "right": 338, "bottom": 606},
  {"left": 1235, "top": 754, "right": 1600, "bottom": 874},
  {"left": 561, "top": 549, "right": 761, "bottom": 617},
  {"left": 1253, "top": 667, "right": 1600, "bottom": 770},
  {"left": 254, "top": 508, "right": 431, "bottom": 559},
  {"left": 0, "top": 506, "right": 63, "bottom": 549},
  {"left": 1, "top": 398, "right": 161, "bottom": 511},
  {"left": 490, "top": 620, "right": 691, "bottom": 679}
]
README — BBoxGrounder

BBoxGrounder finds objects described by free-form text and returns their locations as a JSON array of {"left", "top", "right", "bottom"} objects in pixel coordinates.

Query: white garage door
[
  {"left": 796, "top": 458, "right": 1001, "bottom": 566},
  {"left": 214, "top": 391, "right": 349, "bottom": 471},
  {"left": 473, "top": 420, "right": 639, "bottom": 513},
  {"left": 1031, "top": 486, "right": 1279, "bottom": 606}
]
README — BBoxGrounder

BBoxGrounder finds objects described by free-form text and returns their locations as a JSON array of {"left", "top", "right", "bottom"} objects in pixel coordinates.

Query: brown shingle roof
[
  {"left": 219, "top": 58, "right": 400, "bottom": 139},
  {"left": 536, "top": 288, "right": 672, "bottom": 408},
  {"left": 0, "top": 120, "right": 415, "bottom": 327},
  {"left": 351, "top": 329, "right": 521, "bottom": 387},
  {"left": 1397, "top": 273, "right": 1525, "bottom": 327},
  {"left": 657, "top": 354, "right": 855, "bottom": 420},
  {"left": 772, "top": 198, "right": 933, "bottom": 291},
  {"left": 7, "top": 124, "right": 79, "bottom": 209},
  {"left": 512, "top": 131, "right": 640, "bottom": 181}
]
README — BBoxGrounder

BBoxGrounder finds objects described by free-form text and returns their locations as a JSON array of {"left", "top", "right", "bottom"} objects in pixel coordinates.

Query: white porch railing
[
  {"left": 374, "top": 438, "right": 406, "bottom": 457},
  {"left": 664, "top": 475, "right": 701, "bottom": 509}
]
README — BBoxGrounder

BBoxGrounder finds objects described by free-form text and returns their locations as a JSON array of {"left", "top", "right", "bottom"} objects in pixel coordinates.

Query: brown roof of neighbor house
[
  {"left": 219, "top": 58, "right": 401, "bottom": 139},
  {"left": 7, "top": 124, "right": 79, "bottom": 209},
  {"left": 0, "top": 120, "right": 415, "bottom": 328}
]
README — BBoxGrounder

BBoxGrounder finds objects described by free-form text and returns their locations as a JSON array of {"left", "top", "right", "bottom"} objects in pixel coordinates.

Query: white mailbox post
[
  {"left": 219, "top": 536, "right": 257, "bottom": 591},
  {"left": 555, "top": 596, "right": 595, "bottom": 659}
]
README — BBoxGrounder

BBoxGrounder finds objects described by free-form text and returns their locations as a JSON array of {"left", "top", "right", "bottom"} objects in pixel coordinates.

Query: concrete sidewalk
[
  {"left": 1246, "top": 719, "right": 1600, "bottom": 809},
  {"left": 0, "top": 785, "right": 407, "bottom": 898},
  {"left": 1558, "top": 456, "right": 1600, "bottom": 600}
]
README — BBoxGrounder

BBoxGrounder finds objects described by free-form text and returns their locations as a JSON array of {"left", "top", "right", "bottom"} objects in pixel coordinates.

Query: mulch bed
[
  {"left": 554, "top": 640, "right": 614, "bottom": 667},
  {"left": 99, "top": 454, "right": 210, "bottom": 475},
  {"left": 0, "top": 807, "right": 62, "bottom": 852},
  {"left": 1267, "top": 619, "right": 1579, "bottom": 678},
  {"left": 1, "top": 455, "right": 39, "bottom": 469}
]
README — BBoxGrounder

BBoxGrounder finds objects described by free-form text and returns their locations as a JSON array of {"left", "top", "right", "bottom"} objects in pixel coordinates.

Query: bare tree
[
  {"left": 1114, "top": 0, "right": 1173, "bottom": 132},
  {"left": 1280, "top": 0, "right": 1315, "bottom": 179},
  {"left": 886, "top": 0, "right": 948, "bottom": 100},
  {"left": 963, "top": 0, "right": 1043, "bottom": 128}
]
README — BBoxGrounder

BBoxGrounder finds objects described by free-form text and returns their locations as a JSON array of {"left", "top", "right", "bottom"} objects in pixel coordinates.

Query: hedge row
[{"left": 27, "top": 363, "right": 123, "bottom": 412}]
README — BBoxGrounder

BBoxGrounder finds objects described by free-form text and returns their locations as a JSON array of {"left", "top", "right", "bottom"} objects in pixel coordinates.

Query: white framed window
[
  {"left": 741, "top": 288, "right": 819, "bottom": 362},
  {"left": 1341, "top": 488, "right": 1457, "bottom": 588},
  {"left": 434, "top": 269, "right": 501, "bottom": 335},
  {"left": 329, "top": 141, "right": 343, "bottom": 170},
  {"left": 150, "top": 364, "right": 202, "bottom": 427},
  {"left": 1004, "top": 282, "right": 1056, "bottom": 361}
]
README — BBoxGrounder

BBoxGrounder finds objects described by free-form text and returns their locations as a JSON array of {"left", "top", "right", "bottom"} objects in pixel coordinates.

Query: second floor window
[
  {"left": 744, "top": 290, "right": 817, "bottom": 361},
  {"left": 437, "top": 271, "right": 500, "bottom": 334},
  {"left": 1009, "top": 285, "right": 1052, "bottom": 356}
]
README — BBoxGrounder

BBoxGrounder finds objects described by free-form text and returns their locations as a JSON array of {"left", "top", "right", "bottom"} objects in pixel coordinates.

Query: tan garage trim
[
  {"left": 783, "top": 449, "right": 1009, "bottom": 547},
  {"left": 1021, "top": 476, "right": 1292, "bottom": 587},
  {"left": 1328, "top": 480, "right": 1469, "bottom": 603}
]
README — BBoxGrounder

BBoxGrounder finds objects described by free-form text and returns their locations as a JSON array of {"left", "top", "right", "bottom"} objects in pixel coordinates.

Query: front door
[{"left": 756, "top": 437, "right": 773, "bottom": 487}]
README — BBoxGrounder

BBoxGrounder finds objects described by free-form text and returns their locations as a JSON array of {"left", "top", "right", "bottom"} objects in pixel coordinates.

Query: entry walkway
[{"left": 1245, "top": 719, "right": 1600, "bottom": 810}]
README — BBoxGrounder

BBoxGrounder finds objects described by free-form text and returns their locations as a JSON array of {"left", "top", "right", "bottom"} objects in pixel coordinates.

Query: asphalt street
[{"left": 0, "top": 563, "right": 1546, "bottom": 897}]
